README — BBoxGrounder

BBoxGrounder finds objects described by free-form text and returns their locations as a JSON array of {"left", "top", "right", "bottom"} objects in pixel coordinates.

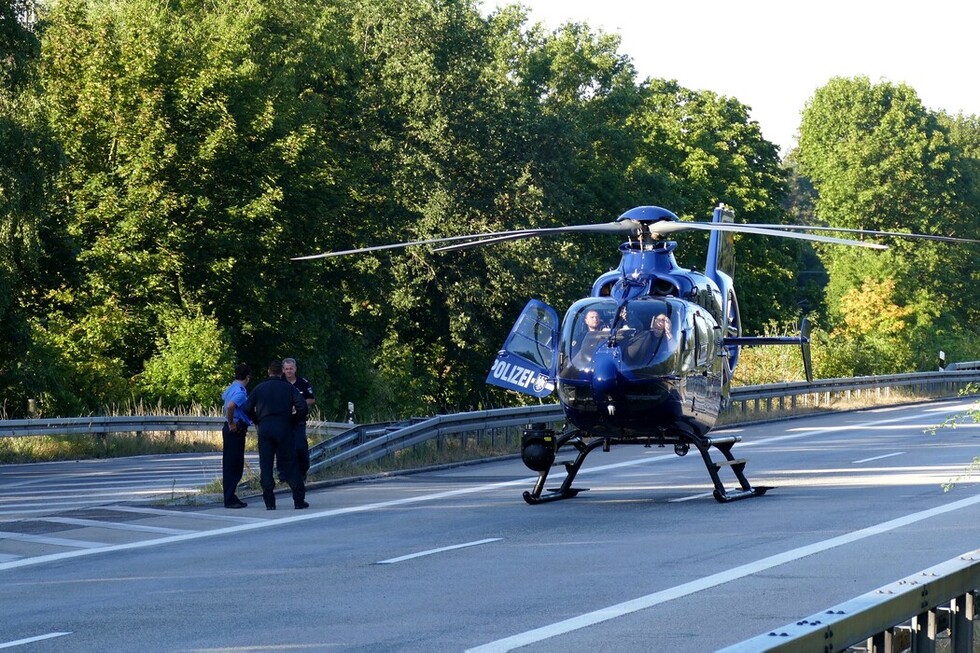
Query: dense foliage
[
  {"left": 797, "top": 77, "right": 980, "bottom": 375},
  {"left": 1, "top": 1, "right": 977, "bottom": 418}
]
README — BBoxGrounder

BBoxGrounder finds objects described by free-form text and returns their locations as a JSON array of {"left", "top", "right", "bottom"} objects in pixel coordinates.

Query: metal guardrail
[
  {"left": 307, "top": 404, "right": 565, "bottom": 474},
  {"left": 720, "top": 549, "right": 979, "bottom": 653},
  {"left": 3, "top": 370, "right": 978, "bottom": 474},
  {"left": 305, "top": 368, "right": 980, "bottom": 475},
  {"left": 0, "top": 415, "right": 352, "bottom": 439},
  {"left": 727, "top": 369, "right": 980, "bottom": 418}
]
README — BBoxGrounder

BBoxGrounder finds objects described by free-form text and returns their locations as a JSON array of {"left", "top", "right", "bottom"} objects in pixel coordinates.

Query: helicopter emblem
[{"left": 295, "top": 204, "right": 978, "bottom": 504}]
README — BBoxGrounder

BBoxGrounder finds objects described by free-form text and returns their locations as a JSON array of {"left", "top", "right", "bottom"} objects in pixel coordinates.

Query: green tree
[
  {"left": 0, "top": 0, "right": 63, "bottom": 416},
  {"left": 38, "top": 0, "right": 360, "bottom": 413},
  {"left": 137, "top": 312, "right": 236, "bottom": 407},
  {"left": 797, "top": 76, "right": 980, "bottom": 371}
]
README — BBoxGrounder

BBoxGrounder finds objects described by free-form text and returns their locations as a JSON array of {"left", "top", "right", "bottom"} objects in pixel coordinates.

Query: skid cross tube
[{"left": 522, "top": 428, "right": 769, "bottom": 504}]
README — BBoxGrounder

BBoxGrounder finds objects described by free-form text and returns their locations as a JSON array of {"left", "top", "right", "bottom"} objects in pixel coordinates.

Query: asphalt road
[
  {"left": 0, "top": 451, "right": 262, "bottom": 518},
  {"left": 1, "top": 398, "right": 978, "bottom": 652}
]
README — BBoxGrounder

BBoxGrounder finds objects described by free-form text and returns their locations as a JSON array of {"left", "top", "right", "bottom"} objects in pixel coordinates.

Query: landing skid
[
  {"left": 522, "top": 429, "right": 769, "bottom": 504},
  {"left": 523, "top": 431, "right": 602, "bottom": 504}
]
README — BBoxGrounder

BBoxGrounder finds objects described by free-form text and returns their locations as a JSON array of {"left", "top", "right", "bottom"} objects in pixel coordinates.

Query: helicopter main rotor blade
[
  {"left": 290, "top": 221, "right": 643, "bottom": 260},
  {"left": 293, "top": 219, "right": 894, "bottom": 260},
  {"left": 289, "top": 230, "right": 537, "bottom": 260},
  {"left": 649, "top": 221, "right": 889, "bottom": 249},
  {"left": 434, "top": 221, "right": 638, "bottom": 252},
  {"left": 737, "top": 223, "right": 980, "bottom": 245}
]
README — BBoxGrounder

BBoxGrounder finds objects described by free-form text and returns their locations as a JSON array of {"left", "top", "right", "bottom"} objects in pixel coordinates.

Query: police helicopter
[{"left": 294, "top": 204, "right": 978, "bottom": 504}]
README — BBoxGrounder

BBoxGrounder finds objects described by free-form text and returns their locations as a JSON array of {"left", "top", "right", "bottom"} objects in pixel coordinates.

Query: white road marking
[
  {"left": 0, "top": 531, "right": 106, "bottom": 549},
  {"left": 0, "top": 632, "right": 72, "bottom": 649},
  {"left": 667, "top": 492, "right": 714, "bottom": 503},
  {"left": 0, "top": 478, "right": 533, "bottom": 572},
  {"left": 465, "top": 491, "right": 980, "bottom": 653},
  {"left": 0, "top": 499, "right": 137, "bottom": 516},
  {"left": 108, "top": 505, "right": 265, "bottom": 523},
  {"left": 377, "top": 538, "right": 503, "bottom": 564},
  {"left": 38, "top": 517, "right": 193, "bottom": 535},
  {"left": 853, "top": 452, "right": 906, "bottom": 464}
]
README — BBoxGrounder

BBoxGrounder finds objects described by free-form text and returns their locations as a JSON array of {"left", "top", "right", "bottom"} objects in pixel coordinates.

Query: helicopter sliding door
[{"left": 486, "top": 299, "right": 559, "bottom": 398}]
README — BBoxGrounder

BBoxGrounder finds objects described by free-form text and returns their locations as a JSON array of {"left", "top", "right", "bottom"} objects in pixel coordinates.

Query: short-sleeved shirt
[
  {"left": 222, "top": 380, "right": 252, "bottom": 426},
  {"left": 284, "top": 375, "right": 314, "bottom": 421}
]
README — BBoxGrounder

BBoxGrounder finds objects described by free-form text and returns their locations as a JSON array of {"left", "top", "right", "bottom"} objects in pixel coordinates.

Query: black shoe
[
  {"left": 224, "top": 500, "right": 247, "bottom": 509},
  {"left": 294, "top": 501, "right": 309, "bottom": 510},
  {"left": 266, "top": 504, "right": 276, "bottom": 510}
]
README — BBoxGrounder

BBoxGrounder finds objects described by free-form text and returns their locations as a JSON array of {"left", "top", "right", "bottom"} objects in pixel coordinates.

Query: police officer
[
  {"left": 221, "top": 363, "right": 251, "bottom": 509},
  {"left": 243, "top": 360, "right": 309, "bottom": 510},
  {"left": 282, "top": 357, "right": 315, "bottom": 480}
]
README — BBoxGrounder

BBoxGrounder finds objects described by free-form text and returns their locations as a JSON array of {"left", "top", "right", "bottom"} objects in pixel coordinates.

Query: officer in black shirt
[
  {"left": 282, "top": 357, "right": 315, "bottom": 480},
  {"left": 243, "top": 360, "right": 308, "bottom": 510}
]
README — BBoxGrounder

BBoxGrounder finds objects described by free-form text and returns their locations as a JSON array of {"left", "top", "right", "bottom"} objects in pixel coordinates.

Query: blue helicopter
[{"left": 295, "top": 204, "right": 977, "bottom": 504}]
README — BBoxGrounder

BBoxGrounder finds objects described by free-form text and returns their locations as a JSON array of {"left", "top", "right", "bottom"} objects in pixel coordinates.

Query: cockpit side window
[{"left": 561, "top": 299, "right": 617, "bottom": 372}]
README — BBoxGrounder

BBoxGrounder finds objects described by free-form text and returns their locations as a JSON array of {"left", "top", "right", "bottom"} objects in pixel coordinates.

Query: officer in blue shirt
[{"left": 221, "top": 363, "right": 252, "bottom": 508}]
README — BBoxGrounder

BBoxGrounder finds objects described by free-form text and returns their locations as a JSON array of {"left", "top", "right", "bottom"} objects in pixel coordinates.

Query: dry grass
[{"left": 0, "top": 430, "right": 234, "bottom": 464}]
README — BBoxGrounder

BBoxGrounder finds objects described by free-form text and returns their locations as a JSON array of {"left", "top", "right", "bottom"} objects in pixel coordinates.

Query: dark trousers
[
  {"left": 221, "top": 423, "right": 247, "bottom": 504},
  {"left": 294, "top": 421, "right": 310, "bottom": 480},
  {"left": 258, "top": 428, "right": 305, "bottom": 507}
]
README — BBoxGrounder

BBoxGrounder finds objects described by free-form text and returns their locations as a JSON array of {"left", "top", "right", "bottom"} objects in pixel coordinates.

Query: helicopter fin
[
  {"left": 486, "top": 300, "right": 559, "bottom": 398},
  {"left": 705, "top": 203, "right": 736, "bottom": 283},
  {"left": 800, "top": 316, "right": 813, "bottom": 383}
]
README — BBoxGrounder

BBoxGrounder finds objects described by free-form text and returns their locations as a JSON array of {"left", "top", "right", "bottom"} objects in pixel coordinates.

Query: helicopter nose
[{"left": 592, "top": 356, "right": 619, "bottom": 399}]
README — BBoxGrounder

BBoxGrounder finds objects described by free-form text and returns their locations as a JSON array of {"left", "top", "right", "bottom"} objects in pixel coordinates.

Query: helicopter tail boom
[{"left": 724, "top": 316, "right": 813, "bottom": 383}]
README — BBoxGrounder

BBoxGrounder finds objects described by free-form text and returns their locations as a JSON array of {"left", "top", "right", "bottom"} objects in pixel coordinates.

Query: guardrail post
[
  {"left": 870, "top": 627, "right": 893, "bottom": 653},
  {"left": 952, "top": 592, "right": 974, "bottom": 653},
  {"left": 96, "top": 432, "right": 108, "bottom": 455},
  {"left": 913, "top": 608, "right": 937, "bottom": 653}
]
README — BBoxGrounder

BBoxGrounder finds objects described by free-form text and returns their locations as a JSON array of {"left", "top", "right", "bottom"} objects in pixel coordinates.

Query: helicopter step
[
  {"left": 713, "top": 458, "right": 747, "bottom": 468},
  {"left": 697, "top": 438, "right": 769, "bottom": 503},
  {"left": 519, "top": 423, "right": 769, "bottom": 505}
]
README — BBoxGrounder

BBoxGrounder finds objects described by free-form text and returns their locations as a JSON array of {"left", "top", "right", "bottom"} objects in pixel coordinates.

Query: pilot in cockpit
[
  {"left": 571, "top": 309, "right": 607, "bottom": 368},
  {"left": 650, "top": 313, "right": 672, "bottom": 340},
  {"left": 584, "top": 309, "right": 604, "bottom": 332}
]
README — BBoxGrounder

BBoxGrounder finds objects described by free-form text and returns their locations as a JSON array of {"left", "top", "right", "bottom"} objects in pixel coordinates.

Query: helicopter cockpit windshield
[{"left": 560, "top": 297, "right": 683, "bottom": 376}]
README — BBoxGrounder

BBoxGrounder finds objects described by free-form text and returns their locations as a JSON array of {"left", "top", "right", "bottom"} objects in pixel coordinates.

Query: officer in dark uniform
[
  {"left": 282, "top": 357, "right": 315, "bottom": 480},
  {"left": 221, "top": 363, "right": 251, "bottom": 509},
  {"left": 242, "top": 360, "right": 309, "bottom": 510}
]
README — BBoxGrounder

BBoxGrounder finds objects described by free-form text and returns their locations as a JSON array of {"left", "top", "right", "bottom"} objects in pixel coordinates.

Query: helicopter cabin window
[
  {"left": 562, "top": 299, "right": 615, "bottom": 371},
  {"left": 692, "top": 312, "right": 712, "bottom": 366},
  {"left": 560, "top": 297, "right": 682, "bottom": 377},
  {"left": 507, "top": 304, "right": 558, "bottom": 371}
]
